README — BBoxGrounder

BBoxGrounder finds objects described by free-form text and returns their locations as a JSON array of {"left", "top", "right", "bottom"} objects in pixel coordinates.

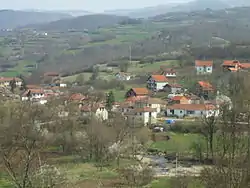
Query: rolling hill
[
  {"left": 35, "top": 14, "right": 136, "bottom": 31},
  {"left": 0, "top": 10, "right": 71, "bottom": 29}
]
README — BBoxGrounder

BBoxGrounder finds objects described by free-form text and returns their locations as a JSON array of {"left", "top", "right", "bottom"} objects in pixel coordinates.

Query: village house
[
  {"left": 125, "top": 88, "right": 149, "bottom": 98},
  {"left": 170, "top": 96, "right": 191, "bottom": 104},
  {"left": 134, "top": 97, "right": 166, "bottom": 114},
  {"left": 22, "top": 88, "right": 45, "bottom": 101},
  {"left": 222, "top": 60, "right": 250, "bottom": 72},
  {"left": 0, "top": 77, "right": 22, "bottom": 87},
  {"left": 163, "top": 83, "right": 183, "bottom": 94},
  {"left": 115, "top": 72, "right": 131, "bottom": 81},
  {"left": 44, "top": 72, "right": 60, "bottom": 77},
  {"left": 160, "top": 67, "right": 177, "bottom": 78},
  {"left": 147, "top": 75, "right": 168, "bottom": 91},
  {"left": 196, "top": 81, "right": 215, "bottom": 99},
  {"left": 195, "top": 60, "right": 213, "bottom": 74},
  {"left": 166, "top": 104, "right": 219, "bottom": 118},
  {"left": 81, "top": 104, "right": 108, "bottom": 120},
  {"left": 124, "top": 107, "right": 157, "bottom": 126}
]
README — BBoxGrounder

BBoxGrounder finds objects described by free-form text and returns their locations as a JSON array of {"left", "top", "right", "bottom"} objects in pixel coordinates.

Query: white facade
[
  {"left": 166, "top": 108, "right": 219, "bottom": 118},
  {"left": 82, "top": 107, "right": 108, "bottom": 120},
  {"left": 165, "top": 72, "right": 176, "bottom": 77},
  {"left": 195, "top": 66, "right": 213, "bottom": 75},
  {"left": 147, "top": 80, "right": 168, "bottom": 91},
  {"left": 115, "top": 73, "right": 131, "bottom": 81},
  {"left": 60, "top": 83, "right": 67, "bottom": 88},
  {"left": 127, "top": 111, "right": 157, "bottom": 126},
  {"left": 95, "top": 107, "right": 109, "bottom": 120},
  {"left": 22, "top": 93, "right": 45, "bottom": 101},
  {"left": 135, "top": 102, "right": 161, "bottom": 114}
]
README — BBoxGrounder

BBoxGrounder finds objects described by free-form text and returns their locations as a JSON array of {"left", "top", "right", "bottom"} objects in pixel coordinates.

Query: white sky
[{"left": 0, "top": 0, "right": 189, "bottom": 12}]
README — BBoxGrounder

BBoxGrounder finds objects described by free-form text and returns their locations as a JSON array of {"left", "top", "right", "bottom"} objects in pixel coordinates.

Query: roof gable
[
  {"left": 151, "top": 75, "right": 168, "bottom": 82},
  {"left": 195, "top": 60, "right": 213, "bottom": 67}
]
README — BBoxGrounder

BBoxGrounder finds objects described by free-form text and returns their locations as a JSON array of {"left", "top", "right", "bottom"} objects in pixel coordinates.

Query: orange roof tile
[
  {"left": 198, "top": 81, "right": 214, "bottom": 91},
  {"left": 125, "top": 96, "right": 148, "bottom": 102},
  {"left": 223, "top": 60, "right": 240, "bottom": 66},
  {"left": 69, "top": 93, "right": 85, "bottom": 101},
  {"left": 26, "top": 85, "right": 41, "bottom": 89},
  {"left": 44, "top": 72, "right": 59, "bottom": 77},
  {"left": 240, "top": 63, "right": 250, "bottom": 69},
  {"left": 132, "top": 88, "right": 149, "bottom": 95},
  {"left": 151, "top": 75, "right": 168, "bottom": 82},
  {"left": 167, "top": 104, "right": 216, "bottom": 111},
  {"left": 29, "top": 88, "right": 44, "bottom": 94},
  {"left": 195, "top": 60, "right": 213, "bottom": 67},
  {"left": 171, "top": 96, "right": 188, "bottom": 101},
  {"left": 0, "top": 77, "right": 21, "bottom": 82}
]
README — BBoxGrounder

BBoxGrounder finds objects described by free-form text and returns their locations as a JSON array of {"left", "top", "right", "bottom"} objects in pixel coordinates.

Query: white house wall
[
  {"left": 195, "top": 66, "right": 213, "bottom": 74},
  {"left": 156, "top": 82, "right": 167, "bottom": 90}
]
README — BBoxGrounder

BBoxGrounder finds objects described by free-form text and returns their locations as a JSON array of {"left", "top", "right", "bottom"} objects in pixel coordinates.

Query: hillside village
[{"left": 0, "top": 59, "right": 245, "bottom": 126}]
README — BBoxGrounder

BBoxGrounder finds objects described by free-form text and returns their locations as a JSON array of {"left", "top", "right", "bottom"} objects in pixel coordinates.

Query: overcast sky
[{"left": 0, "top": 0, "right": 187, "bottom": 12}]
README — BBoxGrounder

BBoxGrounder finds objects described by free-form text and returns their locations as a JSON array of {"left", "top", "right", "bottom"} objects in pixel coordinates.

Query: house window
[
  {"left": 149, "top": 104, "right": 152, "bottom": 107},
  {"left": 180, "top": 110, "right": 183, "bottom": 113},
  {"left": 140, "top": 113, "right": 142, "bottom": 116},
  {"left": 187, "top": 110, "right": 195, "bottom": 114}
]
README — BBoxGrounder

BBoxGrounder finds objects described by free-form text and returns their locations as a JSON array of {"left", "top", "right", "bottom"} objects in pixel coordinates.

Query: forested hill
[
  {"left": 35, "top": 14, "right": 140, "bottom": 31},
  {"left": 0, "top": 10, "right": 71, "bottom": 29}
]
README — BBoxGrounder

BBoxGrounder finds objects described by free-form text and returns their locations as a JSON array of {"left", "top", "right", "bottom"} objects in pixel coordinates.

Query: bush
[{"left": 170, "top": 122, "right": 203, "bottom": 134}]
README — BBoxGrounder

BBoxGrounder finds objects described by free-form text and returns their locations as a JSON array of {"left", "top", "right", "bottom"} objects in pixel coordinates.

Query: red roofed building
[
  {"left": 147, "top": 75, "right": 169, "bottom": 91},
  {"left": 160, "top": 67, "right": 177, "bottom": 78},
  {"left": 166, "top": 103, "right": 219, "bottom": 118},
  {"left": 44, "top": 72, "right": 60, "bottom": 77},
  {"left": 171, "top": 96, "right": 191, "bottom": 104},
  {"left": 0, "top": 77, "right": 22, "bottom": 87},
  {"left": 195, "top": 60, "right": 213, "bottom": 75},
  {"left": 197, "top": 81, "right": 215, "bottom": 99},
  {"left": 125, "top": 88, "right": 149, "bottom": 98}
]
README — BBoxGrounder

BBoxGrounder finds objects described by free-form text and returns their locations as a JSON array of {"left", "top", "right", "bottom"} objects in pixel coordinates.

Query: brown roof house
[
  {"left": 125, "top": 88, "right": 149, "bottom": 98},
  {"left": 196, "top": 81, "right": 215, "bottom": 100}
]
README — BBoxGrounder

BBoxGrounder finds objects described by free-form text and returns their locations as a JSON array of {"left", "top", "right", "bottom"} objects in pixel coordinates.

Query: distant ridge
[{"left": 0, "top": 10, "right": 71, "bottom": 29}]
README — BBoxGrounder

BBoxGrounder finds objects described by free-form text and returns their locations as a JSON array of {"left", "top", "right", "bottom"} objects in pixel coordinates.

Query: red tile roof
[
  {"left": 29, "top": 88, "right": 44, "bottom": 94},
  {"left": 240, "top": 63, "right": 250, "bottom": 69},
  {"left": 151, "top": 75, "right": 168, "bottom": 82},
  {"left": 167, "top": 104, "right": 216, "bottom": 111},
  {"left": 132, "top": 88, "right": 149, "bottom": 95},
  {"left": 198, "top": 81, "right": 214, "bottom": 91},
  {"left": 69, "top": 93, "right": 86, "bottom": 101},
  {"left": 81, "top": 104, "right": 105, "bottom": 112},
  {"left": 44, "top": 72, "right": 59, "bottom": 77},
  {"left": 223, "top": 60, "right": 240, "bottom": 66},
  {"left": 171, "top": 96, "right": 187, "bottom": 101},
  {"left": 26, "top": 85, "right": 41, "bottom": 89},
  {"left": 125, "top": 96, "right": 148, "bottom": 102},
  {"left": 195, "top": 60, "right": 213, "bottom": 67},
  {"left": 166, "top": 83, "right": 182, "bottom": 88},
  {"left": 0, "top": 77, "right": 21, "bottom": 82}
]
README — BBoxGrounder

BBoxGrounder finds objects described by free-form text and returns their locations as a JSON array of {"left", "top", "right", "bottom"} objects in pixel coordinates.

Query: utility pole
[
  {"left": 129, "top": 45, "right": 132, "bottom": 64},
  {"left": 175, "top": 152, "right": 178, "bottom": 177}
]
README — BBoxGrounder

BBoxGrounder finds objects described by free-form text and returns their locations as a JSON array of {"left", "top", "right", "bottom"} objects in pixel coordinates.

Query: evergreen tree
[
  {"left": 9, "top": 79, "right": 16, "bottom": 93},
  {"left": 75, "top": 73, "right": 85, "bottom": 85},
  {"left": 90, "top": 67, "right": 99, "bottom": 81},
  {"left": 106, "top": 91, "right": 115, "bottom": 111}
]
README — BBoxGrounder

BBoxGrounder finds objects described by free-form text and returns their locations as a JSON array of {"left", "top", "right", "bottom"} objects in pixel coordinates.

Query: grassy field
[
  {"left": 150, "top": 132, "right": 205, "bottom": 153},
  {"left": 150, "top": 177, "right": 204, "bottom": 188}
]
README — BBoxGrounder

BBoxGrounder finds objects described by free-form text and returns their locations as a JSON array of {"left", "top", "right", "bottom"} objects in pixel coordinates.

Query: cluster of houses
[{"left": 1, "top": 58, "right": 243, "bottom": 126}]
